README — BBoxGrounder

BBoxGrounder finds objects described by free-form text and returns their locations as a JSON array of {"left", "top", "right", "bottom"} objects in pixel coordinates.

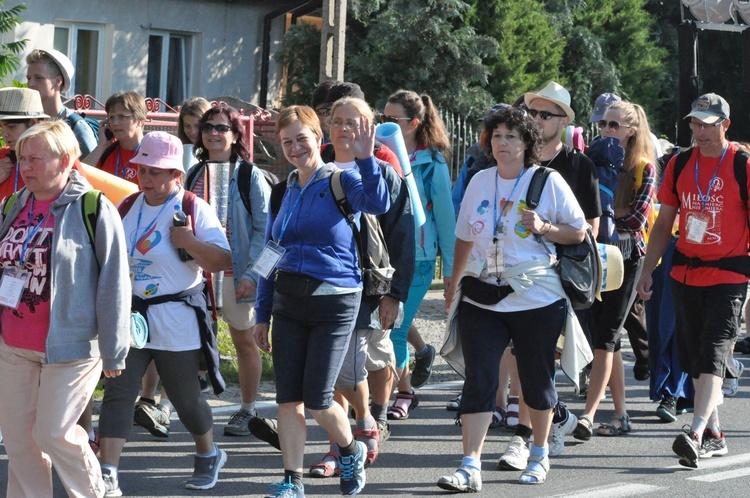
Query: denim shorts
[{"left": 271, "top": 290, "right": 361, "bottom": 410}]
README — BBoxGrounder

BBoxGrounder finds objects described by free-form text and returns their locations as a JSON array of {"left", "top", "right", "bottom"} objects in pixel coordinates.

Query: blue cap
[{"left": 590, "top": 93, "right": 621, "bottom": 123}]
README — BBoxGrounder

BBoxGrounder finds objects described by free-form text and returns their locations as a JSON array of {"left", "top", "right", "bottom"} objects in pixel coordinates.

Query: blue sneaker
[
  {"left": 339, "top": 441, "right": 367, "bottom": 495},
  {"left": 266, "top": 478, "right": 305, "bottom": 497}
]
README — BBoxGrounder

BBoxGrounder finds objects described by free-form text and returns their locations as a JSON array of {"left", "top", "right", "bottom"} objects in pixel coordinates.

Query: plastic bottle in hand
[{"left": 173, "top": 209, "right": 193, "bottom": 261}]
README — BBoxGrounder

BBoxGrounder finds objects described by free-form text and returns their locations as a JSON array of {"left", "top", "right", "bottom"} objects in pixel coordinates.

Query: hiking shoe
[
  {"left": 224, "top": 408, "right": 256, "bottom": 437},
  {"left": 700, "top": 429, "right": 728, "bottom": 459},
  {"left": 446, "top": 394, "right": 462, "bottom": 411},
  {"left": 489, "top": 406, "right": 507, "bottom": 429},
  {"left": 672, "top": 426, "right": 700, "bottom": 468},
  {"left": 436, "top": 466, "right": 482, "bottom": 493},
  {"left": 102, "top": 467, "right": 122, "bottom": 497},
  {"left": 133, "top": 403, "right": 170, "bottom": 438},
  {"left": 377, "top": 420, "right": 390, "bottom": 444},
  {"left": 411, "top": 344, "right": 436, "bottom": 388},
  {"left": 184, "top": 445, "right": 227, "bottom": 490},
  {"left": 497, "top": 435, "right": 529, "bottom": 470},
  {"left": 656, "top": 395, "right": 677, "bottom": 422},
  {"left": 549, "top": 407, "right": 577, "bottom": 456},
  {"left": 265, "top": 479, "right": 305, "bottom": 497},
  {"left": 249, "top": 416, "right": 281, "bottom": 450},
  {"left": 339, "top": 440, "right": 367, "bottom": 495}
]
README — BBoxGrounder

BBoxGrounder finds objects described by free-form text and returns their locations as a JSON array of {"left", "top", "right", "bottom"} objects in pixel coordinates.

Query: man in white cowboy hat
[
  {"left": 25, "top": 48, "right": 98, "bottom": 159},
  {"left": 0, "top": 87, "right": 50, "bottom": 201},
  {"left": 638, "top": 92, "right": 749, "bottom": 469}
]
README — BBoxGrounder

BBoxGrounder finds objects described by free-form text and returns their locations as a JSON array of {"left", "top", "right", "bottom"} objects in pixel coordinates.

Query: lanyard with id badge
[
  {"left": 487, "top": 168, "right": 525, "bottom": 279},
  {"left": 253, "top": 168, "right": 322, "bottom": 279},
  {"left": 686, "top": 145, "right": 728, "bottom": 244},
  {"left": 0, "top": 196, "right": 51, "bottom": 309}
]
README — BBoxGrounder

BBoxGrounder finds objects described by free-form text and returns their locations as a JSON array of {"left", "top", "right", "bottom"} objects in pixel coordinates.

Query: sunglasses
[
  {"left": 201, "top": 123, "right": 231, "bottom": 134},
  {"left": 688, "top": 120, "right": 725, "bottom": 131},
  {"left": 379, "top": 115, "right": 411, "bottom": 124},
  {"left": 597, "top": 120, "right": 631, "bottom": 131},
  {"left": 528, "top": 109, "right": 566, "bottom": 121}
]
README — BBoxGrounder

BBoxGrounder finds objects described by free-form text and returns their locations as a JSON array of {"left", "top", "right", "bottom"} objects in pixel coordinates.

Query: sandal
[
  {"left": 573, "top": 415, "right": 594, "bottom": 441},
  {"left": 354, "top": 428, "right": 380, "bottom": 467},
  {"left": 597, "top": 413, "right": 631, "bottom": 437},
  {"left": 387, "top": 391, "right": 419, "bottom": 420},
  {"left": 309, "top": 451, "right": 340, "bottom": 478},
  {"left": 518, "top": 454, "right": 549, "bottom": 485}
]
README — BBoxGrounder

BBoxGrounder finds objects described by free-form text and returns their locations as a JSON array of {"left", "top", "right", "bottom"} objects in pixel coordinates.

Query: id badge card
[
  {"left": 252, "top": 240, "right": 286, "bottom": 279},
  {"left": 686, "top": 212, "right": 709, "bottom": 244},
  {"left": 486, "top": 238, "right": 505, "bottom": 276},
  {"left": 0, "top": 266, "right": 29, "bottom": 309}
]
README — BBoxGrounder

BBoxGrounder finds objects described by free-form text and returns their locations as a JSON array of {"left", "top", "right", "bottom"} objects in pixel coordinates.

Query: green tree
[
  {"left": 274, "top": 21, "right": 321, "bottom": 107},
  {"left": 0, "top": 2, "right": 27, "bottom": 83},
  {"left": 465, "top": 0, "right": 564, "bottom": 107}
]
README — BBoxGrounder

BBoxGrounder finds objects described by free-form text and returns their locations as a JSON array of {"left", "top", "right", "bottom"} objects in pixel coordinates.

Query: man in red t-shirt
[{"left": 637, "top": 93, "right": 748, "bottom": 469}]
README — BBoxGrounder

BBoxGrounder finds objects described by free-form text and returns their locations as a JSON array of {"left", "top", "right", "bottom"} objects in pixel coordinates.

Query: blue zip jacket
[
  {"left": 412, "top": 148, "right": 456, "bottom": 277},
  {"left": 255, "top": 157, "right": 389, "bottom": 324}
]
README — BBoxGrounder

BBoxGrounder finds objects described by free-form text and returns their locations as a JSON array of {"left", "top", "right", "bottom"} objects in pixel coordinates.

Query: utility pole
[{"left": 319, "top": 0, "right": 346, "bottom": 82}]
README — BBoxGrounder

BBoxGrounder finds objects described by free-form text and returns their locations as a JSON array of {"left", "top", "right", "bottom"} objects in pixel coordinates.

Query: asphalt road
[{"left": 3, "top": 355, "right": 750, "bottom": 497}]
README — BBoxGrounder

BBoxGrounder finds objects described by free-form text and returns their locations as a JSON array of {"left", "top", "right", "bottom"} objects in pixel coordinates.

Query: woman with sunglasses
[
  {"left": 381, "top": 89, "right": 456, "bottom": 419},
  {"left": 574, "top": 100, "right": 656, "bottom": 439},
  {"left": 438, "top": 106, "right": 586, "bottom": 490}
]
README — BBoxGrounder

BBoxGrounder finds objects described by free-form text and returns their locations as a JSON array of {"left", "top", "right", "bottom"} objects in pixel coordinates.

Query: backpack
[
  {"left": 2, "top": 189, "right": 101, "bottom": 264},
  {"left": 186, "top": 161, "right": 278, "bottom": 216},
  {"left": 67, "top": 112, "right": 100, "bottom": 144},
  {"left": 585, "top": 137, "right": 624, "bottom": 245},
  {"left": 526, "top": 167, "right": 599, "bottom": 310}
]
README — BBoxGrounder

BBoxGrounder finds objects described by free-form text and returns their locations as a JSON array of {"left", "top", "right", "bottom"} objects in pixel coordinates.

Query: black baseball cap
[{"left": 321, "top": 82, "right": 365, "bottom": 109}]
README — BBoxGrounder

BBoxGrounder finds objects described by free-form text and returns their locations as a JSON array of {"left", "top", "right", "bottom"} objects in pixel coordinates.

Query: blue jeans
[{"left": 271, "top": 291, "right": 361, "bottom": 410}]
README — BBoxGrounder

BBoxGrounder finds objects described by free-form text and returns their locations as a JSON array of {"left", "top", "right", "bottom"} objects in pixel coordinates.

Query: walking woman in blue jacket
[
  {"left": 254, "top": 105, "right": 389, "bottom": 497},
  {"left": 382, "top": 90, "right": 456, "bottom": 419}
]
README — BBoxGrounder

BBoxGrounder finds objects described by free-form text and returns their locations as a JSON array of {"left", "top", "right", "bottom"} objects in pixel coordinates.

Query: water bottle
[{"left": 173, "top": 210, "right": 193, "bottom": 261}]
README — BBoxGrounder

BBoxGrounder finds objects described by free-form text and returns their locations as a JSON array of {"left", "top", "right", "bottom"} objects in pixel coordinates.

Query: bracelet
[{"left": 539, "top": 220, "right": 552, "bottom": 235}]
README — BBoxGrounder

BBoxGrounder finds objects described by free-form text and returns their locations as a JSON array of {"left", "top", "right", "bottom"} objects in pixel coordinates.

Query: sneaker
[
  {"left": 133, "top": 403, "right": 170, "bottom": 438},
  {"left": 735, "top": 336, "right": 750, "bottom": 354},
  {"left": 656, "top": 395, "right": 677, "bottom": 423},
  {"left": 676, "top": 397, "right": 694, "bottom": 414},
  {"left": 436, "top": 466, "right": 482, "bottom": 493},
  {"left": 339, "top": 440, "right": 367, "bottom": 495},
  {"left": 722, "top": 359, "right": 744, "bottom": 396},
  {"left": 672, "top": 426, "right": 700, "bottom": 468},
  {"left": 549, "top": 407, "right": 577, "bottom": 456},
  {"left": 184, "top": 445, "right": 227, "bottom": 490},
  {"left": 102, "top": 468, "right": 122, "bottom": 497},
  {"left": 377, "top": 420, "right": 390, "bottom": 444},
  {"left": 497, "top": 435, "right": 529, "bottom": 470},
  {"left": 199, "top": 375, "right": 210, "bottom": 393},
  {"left": 489, "top": 406, "right": 508, "bottom": 429},
  {"left": 446, "top": 394, "right": 462, "bottom": 411},
  {"left": 411, "top": 344, "right": 436, "bottom": 388},
  {"left": 224, "top": 408, "right": 256, "bottom": 437},
  {"left": 700, "top": 429, "right": 728, "bottom": 459},
  {"left": 249, "top": 416, "right": 281, "bottom": 450},
  {"left": 266, "top": 479, "right": 305, "bottom": 497}
]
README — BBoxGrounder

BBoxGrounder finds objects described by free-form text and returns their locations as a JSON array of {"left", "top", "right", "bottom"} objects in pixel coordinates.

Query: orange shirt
[{"left": 97, "top": 143, "right": 140, "bottom": 186}]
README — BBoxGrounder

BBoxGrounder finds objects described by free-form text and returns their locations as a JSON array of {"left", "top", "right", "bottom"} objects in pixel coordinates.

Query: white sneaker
[
  {"left": 548, "top": 410, "right": 577, "bottom": 456},
  {"left": 722, "top": 359, "right": 744, "bottom": 397},
  {"left": 497, "top": 435, "right": 530, "bottom": 471}
]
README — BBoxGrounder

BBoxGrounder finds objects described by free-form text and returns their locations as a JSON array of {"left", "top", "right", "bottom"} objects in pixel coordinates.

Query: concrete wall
[{"left": 10, "top": 0, "right": 287, "bottom": 108}]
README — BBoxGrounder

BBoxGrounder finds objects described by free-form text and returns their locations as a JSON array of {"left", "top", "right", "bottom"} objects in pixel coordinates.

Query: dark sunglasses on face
[
  {"left": 201, "top": 123, "right": 231, "bottom": 134},
  {"left": 379, "top": 114, "right": 411, "bottom": 124},
  {"left": 597, "top": 119, "right": 631, "bottom": 131},
  {"left": 527, "top": 109, "right": 566, "bottom": 120}
]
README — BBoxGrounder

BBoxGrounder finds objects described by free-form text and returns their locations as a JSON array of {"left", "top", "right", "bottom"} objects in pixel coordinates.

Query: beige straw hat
[{"left": 0, "top": 88, "right": 50, "bottom": 121}]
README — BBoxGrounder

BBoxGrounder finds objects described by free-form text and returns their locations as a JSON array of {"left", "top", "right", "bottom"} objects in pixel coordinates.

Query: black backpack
[{"left": 526, "top": 167, "right": 599, "bottom": 310}]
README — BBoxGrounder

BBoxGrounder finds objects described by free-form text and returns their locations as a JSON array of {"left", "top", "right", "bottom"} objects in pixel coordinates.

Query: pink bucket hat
[{"left": 132, "top": 132, "right": 184, "bottom": 173}]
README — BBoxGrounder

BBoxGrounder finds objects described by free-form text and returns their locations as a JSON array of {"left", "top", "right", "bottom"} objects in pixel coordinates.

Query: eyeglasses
[
  {"left": 316, "top": 107, "right": 330, "bottom": 118},
  {"left": 201, "top": 123, "right": 231, "bottom": 134},
  {"left": 380, "top": 115, "right": 411, "bottom": 124},
  {"left": 528, "top": 109, "right": 566, "bottom": 121},
  {"left": 330, "top": 118, "right": 358, "bottom": 130},
  {"left": 107, "top": 113, "right": 134, "bottom": 122},
  {"left": 597, "top": 120, "right": 631, "bottom": 131},
  {"left": 688, "top": 120, "right": 725, "bottom": 131}
]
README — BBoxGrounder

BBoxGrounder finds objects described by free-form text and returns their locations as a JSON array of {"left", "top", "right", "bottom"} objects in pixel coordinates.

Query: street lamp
[{"left": 682, "top": 0, "right": 734, "bottom": 23}]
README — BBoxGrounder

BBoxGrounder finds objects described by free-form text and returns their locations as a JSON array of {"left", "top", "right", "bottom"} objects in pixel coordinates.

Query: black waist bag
[
  {"left": 275, "top": 270, "right": 324, "bottom": 297},
  {"left": 461, "top": 276, "right": 513, "bottom": 305}
]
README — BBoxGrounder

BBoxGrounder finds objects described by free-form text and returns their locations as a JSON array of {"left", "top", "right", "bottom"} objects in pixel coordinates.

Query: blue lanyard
[
  {"left": 18, "top": 196, "right": 50, "bottom": 266},
  {"left": 13, "top": 163, "right": 18, "bottom": 192},
  {"left": 116, "top": 143, "right": 141, "bottom": 179},
  {"left": 279, "top": 168, "right": 321, "bottom": 243},
  {"left": 129, "top": 187, "right": 178, "bottom": 257},
  {"left": 493, "top": 168, "right": 526, "bottom": 239},
  {"left": 695, "top": 144, "right": 729, "bottom": 211}
]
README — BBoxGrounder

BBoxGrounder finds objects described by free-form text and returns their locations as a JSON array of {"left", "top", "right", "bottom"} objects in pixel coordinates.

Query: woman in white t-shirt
[
  {"left": 437, "top": 107, "right": 586, "bottom": 491},
  {"left": 97, "top": 132, "right": 232, "bottom": 496}
]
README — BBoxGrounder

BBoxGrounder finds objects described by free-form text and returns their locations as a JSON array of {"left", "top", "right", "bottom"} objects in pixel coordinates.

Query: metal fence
[{"left": 439, "top": 108, "right": 481, "bottom": 182}]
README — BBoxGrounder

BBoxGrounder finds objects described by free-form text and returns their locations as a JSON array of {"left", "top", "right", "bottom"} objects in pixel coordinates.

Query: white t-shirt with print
[
  {"left": 455, "top": 165, "right": 586, "bottom": 312},
  {"left": 122, "top": 188, "right": 230, "bottom": 351}
]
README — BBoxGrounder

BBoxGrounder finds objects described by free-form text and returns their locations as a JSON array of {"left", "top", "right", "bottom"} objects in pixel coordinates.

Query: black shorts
[{"left": 671, "top": 279, "right": 746, "bottom": 379}]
